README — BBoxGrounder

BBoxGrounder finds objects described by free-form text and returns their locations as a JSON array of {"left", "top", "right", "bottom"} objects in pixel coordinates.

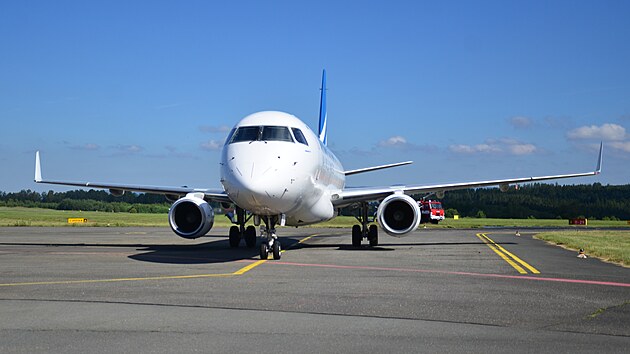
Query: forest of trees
[
  {"left": 1, "top": 183, "right": 629, "bottom": 220},
  {"left": 437, "top": 183, "right": 630, "bottom": 220},
  {"left": 0, "top": 189, "right": 173, "bottom": 214}
]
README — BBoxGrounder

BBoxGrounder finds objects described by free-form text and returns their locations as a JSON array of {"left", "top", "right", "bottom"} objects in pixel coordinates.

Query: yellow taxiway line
[
  {"left": 476, "top": 233, "right": 540, "bottom": 275},
  {"left": 0, "top": 234, "right": 320, "bottom": 287}
]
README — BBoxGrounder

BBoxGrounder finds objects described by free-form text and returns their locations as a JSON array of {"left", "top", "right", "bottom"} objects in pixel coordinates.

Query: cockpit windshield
[
  {"left": 230, "top": 126, "right": 259, "bottom": 143},
  {"left": 229, "top": 126, "right": 296, "bottom": 144},
  {"left": 261, "top": 126, "right": 293, "bottom": 142}
]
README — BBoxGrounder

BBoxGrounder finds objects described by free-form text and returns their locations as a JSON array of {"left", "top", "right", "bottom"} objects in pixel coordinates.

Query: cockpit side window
[
  {"left": 261, "top": 126, "right": 293, "bottom": 142},
  {"left": 230, "top": 126, "right": 260, "bottom": 143},
  {"left": 224, "top": 128, "right": 236, "bottom": 145},
  {"left": 291, "top": 128, "right": 309, "bottom": 146}
]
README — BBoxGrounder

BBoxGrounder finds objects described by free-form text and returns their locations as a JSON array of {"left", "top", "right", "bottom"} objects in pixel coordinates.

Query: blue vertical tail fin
[{"left": 318, "top": 69, "right": 327, "bottom": 146}]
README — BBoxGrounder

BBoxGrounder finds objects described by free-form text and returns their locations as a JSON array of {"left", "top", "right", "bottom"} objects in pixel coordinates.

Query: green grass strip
[{"left": 535, "top": 230, "right": 630, "bottom": 267}]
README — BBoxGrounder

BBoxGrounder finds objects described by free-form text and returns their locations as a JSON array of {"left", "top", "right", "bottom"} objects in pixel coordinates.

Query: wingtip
[
  {"left": 34, "top": 151, "right": 42, "bottom": 182},
  {"left": 595, "top": 141, "right": 603, "bottom": 174}
]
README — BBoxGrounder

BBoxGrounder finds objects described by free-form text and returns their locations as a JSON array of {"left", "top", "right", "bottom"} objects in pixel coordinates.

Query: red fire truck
[{"left": 419, "top": 200, "right": 445, "bottom": 224}]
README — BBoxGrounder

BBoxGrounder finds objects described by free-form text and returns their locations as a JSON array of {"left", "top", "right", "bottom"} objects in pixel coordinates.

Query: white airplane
[{"left": 34, "top": 70, "right": 603, "bottom": 260}]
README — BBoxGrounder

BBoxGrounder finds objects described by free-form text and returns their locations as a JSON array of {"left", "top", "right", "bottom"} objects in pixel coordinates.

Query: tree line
[
  {"left": 435, "top": 183, "right": 630, "bottom": 220},
  {"left": 1, "top": 183, "right": 629, "bottom": 219},
  {"left": 0, "top": 189, "right": 172, "bottom": 213}
]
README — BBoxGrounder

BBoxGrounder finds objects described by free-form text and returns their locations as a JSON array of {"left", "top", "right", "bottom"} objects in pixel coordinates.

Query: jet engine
[
  {"left": 376, "top": 194, "right": 421, "bottom": 237},
  {"left": 168, "top": 195, "right": 214, "bottom": 239}
]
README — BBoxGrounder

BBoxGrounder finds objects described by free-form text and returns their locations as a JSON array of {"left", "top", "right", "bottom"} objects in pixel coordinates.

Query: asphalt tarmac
[{"left": 0, "top": 226, "right": 628, "bottom": 353}]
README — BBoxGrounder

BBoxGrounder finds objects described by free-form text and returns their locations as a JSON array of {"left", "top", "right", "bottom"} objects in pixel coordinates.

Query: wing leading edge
[
  {"left": 333, "top": 142, "right": 603, "bottom": 207},
  {"left": 34, "top": 151, "right": 231, "bottom": 203}
]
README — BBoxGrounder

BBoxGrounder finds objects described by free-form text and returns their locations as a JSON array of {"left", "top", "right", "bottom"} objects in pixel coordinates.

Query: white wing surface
[
  {"left": 34, "top": 151, "right": 231, "bottom": 203},
  {"left": 333, "top": 142, "right": 603, "bottom": 207}
]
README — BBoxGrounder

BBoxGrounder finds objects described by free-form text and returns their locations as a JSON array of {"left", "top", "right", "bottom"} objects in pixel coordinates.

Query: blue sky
[{"left": 1, "top": 0, "right": 629, "bottom": 193}]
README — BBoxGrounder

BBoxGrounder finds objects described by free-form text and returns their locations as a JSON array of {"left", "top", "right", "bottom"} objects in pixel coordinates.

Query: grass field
[
  {"left": 2, "top": 207, "right": 629, "bottom": 228},
  {"left": 535, "top": 231, "right": 630, "bottom": 267},
  {"left": 2, "top": 207, "right": 629, "bottom": 267}
]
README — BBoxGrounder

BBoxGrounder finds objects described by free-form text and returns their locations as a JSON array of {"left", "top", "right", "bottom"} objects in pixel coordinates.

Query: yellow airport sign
[{"left": 67, "top": 218, "right": 88, "bottom": 224}]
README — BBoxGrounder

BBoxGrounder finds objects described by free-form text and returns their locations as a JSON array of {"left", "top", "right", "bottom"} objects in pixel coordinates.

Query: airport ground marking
[
  {"left": 476, "top": 233, "right": 540, "bottom": 274},
  {"left": 267, "top": 261, "right": 630, "bottom": 288},
  {"left": 233, "top": 259, "right": 267, "bottom": 275},
  {"left": 479, "top": 233, "right": 540, "bottom": 274},
  {"left": 0, "top": 233, "right": 320, "bottom": 287}
]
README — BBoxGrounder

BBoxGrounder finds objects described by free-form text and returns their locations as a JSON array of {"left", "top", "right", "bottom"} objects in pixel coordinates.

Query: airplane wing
[
  {"left": 333, "top": 142, "right": 603, "bottom": 207},
  {"left": 34, "top": 152, "right": 232, "bottom": 203}
]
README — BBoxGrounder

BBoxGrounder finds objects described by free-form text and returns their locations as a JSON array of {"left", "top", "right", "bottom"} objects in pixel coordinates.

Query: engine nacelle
[
  {"left": 376, "top": 194, "right": 421, "bottom": 237},
  {"left": 168, "top": 195, "right": 214, "bottom": 239}
]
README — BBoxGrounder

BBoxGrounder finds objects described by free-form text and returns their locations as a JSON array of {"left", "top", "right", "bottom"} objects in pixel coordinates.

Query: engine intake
[
  {"left": 376, "top": 194, "right": 421, "bottom": 237},
  {"left": 168, "top": 195, "right": 214, "bottom": 239}
]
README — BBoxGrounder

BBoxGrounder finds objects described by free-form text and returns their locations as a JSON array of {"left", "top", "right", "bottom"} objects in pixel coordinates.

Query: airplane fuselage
[{"left": 220, "top": 111, "right": 344, "bottom": 226}]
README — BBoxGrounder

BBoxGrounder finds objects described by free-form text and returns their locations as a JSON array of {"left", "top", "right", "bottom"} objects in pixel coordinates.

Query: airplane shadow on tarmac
[
  {"left": 0, "top": 238, "right": 517, "bottom": 265},
  {"left": 128, "top": 236, "right": 307, "bottom": 264},
  {"left": 291, "top": 241, "right": 516, "bottom": 252}
]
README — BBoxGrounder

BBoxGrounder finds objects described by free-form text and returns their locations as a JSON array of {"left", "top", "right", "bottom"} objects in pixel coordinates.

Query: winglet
[
  {"left": 318, "top": 69, "right": 327, "bottom": 146},
  {"left": 595, "top": 141, "right": 603, "bottom": 174},
  {"left": 35, "top": 151, "right": 42, "bottom": 182}
]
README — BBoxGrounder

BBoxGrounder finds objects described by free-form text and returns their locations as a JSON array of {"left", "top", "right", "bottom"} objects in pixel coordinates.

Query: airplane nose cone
[{"left": 222, "top": 156, "right": 294, "bottom": 214}]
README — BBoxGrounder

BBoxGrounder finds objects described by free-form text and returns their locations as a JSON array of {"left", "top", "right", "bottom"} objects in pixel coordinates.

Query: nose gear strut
[{"left": 259, "top": 215, "right": 281, "bottom": 260}]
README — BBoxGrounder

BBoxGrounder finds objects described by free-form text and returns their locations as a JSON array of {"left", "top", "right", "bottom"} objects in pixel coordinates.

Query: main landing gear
[
  {"left": 259, "top": 215, "right": 281, "bottom": 260},
  {"left": 228, "top": 207, "right": 257, "bottom": 248},
  {"left": 352, "top": 202, "right": 378, "bottom": 247}
]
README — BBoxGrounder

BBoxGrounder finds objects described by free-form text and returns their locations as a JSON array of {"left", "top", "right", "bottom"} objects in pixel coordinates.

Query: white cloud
[
  {"left": 449, "top": 139, "right": 537, "bottom": 155},
  {"left": 509, "top": 116, "right": 533, "bottom": 129},
  {"left": 200, "top": 140, "right": 221, "bottom": 151},
  {"left": 69, "top": 143, "right": 100, "bottom": 151},
  {"left": 508, "top": 144, "right": 537, "bottom": 155},
  {"left": 567, "top": 123, "right": 626, "bottom": 141},
  {"left": 449, "top": 143, "right": 501, "bottom": 154},
  {"left": 378, "top": 136, "right": 408, "bottom": 148},
  {"left": 609, "top": 141, "right": 630, "bottom": 153},
  {"left": 199, "top": 125, "right": 231, "bottom": 133},
  {"left": 116, "top": 144, "right": 143, "bottom": 154}
]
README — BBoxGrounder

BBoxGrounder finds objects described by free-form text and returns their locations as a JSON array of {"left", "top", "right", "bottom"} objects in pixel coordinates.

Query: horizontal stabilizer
[{"left": 344, "top": 161, "right": 412, "bottom": 176}]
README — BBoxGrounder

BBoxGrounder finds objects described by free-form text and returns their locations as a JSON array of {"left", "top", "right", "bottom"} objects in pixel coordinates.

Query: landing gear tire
[
  {"left": 368, "top": 224, "right": 378, "bottom": 247},
  {"left": 272, "top": 241, "right": 281, "bottom": 260},
  {"left": 259, "top": 243, "right": 269, "bottom": 260},
  {"left": 244, "top": 225, "right": 257, "bottom": 248},
  {"left": 229, "top": 226, "right": 241, "bottom": 248},
  {"left": 352, "top": 225, "right": 362, "bottom": 247}
]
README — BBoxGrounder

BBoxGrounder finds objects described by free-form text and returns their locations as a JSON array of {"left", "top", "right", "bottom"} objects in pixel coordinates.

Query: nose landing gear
[{"left": 259, "top": 217, "right": 281, "bottom": 260}]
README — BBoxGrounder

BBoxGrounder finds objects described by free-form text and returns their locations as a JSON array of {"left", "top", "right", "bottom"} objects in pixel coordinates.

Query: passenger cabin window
[
  {"left": 292, "top": 128, "right": 308, "bottom": 146},
  {"left": 229, "top": 126, "right": 295, "bottom": 143}
]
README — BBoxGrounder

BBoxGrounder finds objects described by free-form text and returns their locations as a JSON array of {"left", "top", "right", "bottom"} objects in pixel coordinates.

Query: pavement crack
[{"left": 586, "top": 300, "right": 630, "bottom": 320}]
